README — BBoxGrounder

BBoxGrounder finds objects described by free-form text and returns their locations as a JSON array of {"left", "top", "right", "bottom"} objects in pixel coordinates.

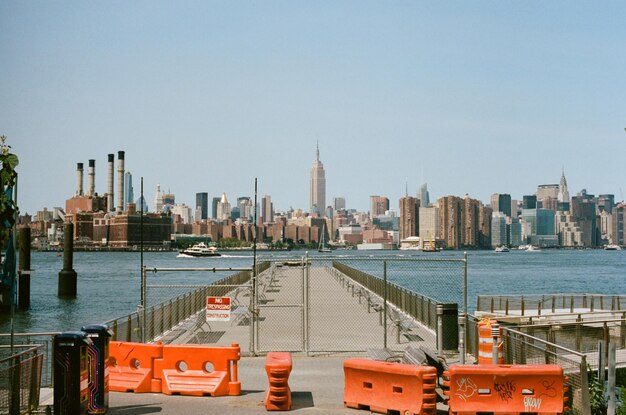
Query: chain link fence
[{"left": 0, "top": 345, "right": 43, "bottom": 414}]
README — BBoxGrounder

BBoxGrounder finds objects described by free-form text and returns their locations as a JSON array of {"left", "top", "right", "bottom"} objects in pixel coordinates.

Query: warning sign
[{"left": 206, "top": 296, "right": 231, "bottom": 322}]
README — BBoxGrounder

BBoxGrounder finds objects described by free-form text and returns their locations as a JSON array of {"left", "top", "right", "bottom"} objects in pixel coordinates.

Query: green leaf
[{"left": 4, "top": 154, "right": 18, "bottom": 169}]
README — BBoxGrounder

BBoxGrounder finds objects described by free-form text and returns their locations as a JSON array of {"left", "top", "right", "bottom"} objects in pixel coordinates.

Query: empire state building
[{"left": 309, "top": 143, "right": 326, "bottom": 216}]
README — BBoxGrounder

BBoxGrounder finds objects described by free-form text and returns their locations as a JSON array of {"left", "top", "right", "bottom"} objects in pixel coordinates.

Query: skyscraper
[
  {"left": 370, "top": 196, "right": 390, "bottom": 219},
  {"left": 262, "top": 195, "right": 274, "bottom": 223},
  {"left": 333, "top": 197, "right": 346, "bottom": 211},
  {"left": 490, "top": 193, "right": 512, "bottom": 218},
  {"left": 154, "top": 183, "right": 163, "bottom": 213},
  {"left": 217, "top": 192, "right": 231, "bottom": 221},
  {"left": 211, "top": 197, "right": 220, "bottom": 220},
  {"left": 399, "top": 196, "right": 419, "bottom": 240},
  {"left": 196, "top": 192, "right": 208, "bottom": 220},
  {"left": 309, "top": 143, "right": 326, "bottom": 216},
  {"left": 124, "top": 171, "right": 134, "bottom": 211},
  {"left": 419, "top": 183, "right": 430, "bottom": 207},
  {"left": 557, "top": 168, "right": 570, "bottom": 203}
]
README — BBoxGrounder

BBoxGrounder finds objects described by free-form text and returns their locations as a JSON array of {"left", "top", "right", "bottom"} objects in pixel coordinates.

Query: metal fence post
[
  {"left": 598, "top": 340, "right": 605, "bottom": 383},
  {"left": 458, "top": 313, "right": 466, "bottom": 364},
  {"left": 608, "top": 342, "right": 616, "bottom": 415},
  {"left": 141, "top": 266, "right": 147, "bottom": 343},
  {"left": 437, "top": 304, "right": 443, "bottom": 355},
  {"left": 383, "top": 260, "right": 387, "bottom": 349},
  {"left": 491, "top": 323, "right": 500, "bottom": 365},
  {"left": 580, "top": 355, "right": 591, "bottom": 415},
  {"left": 305, "top": 252, "right": 310, "bottom": 356}
]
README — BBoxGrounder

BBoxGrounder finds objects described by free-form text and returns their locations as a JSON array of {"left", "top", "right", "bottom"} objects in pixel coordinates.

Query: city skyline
[{"left": 2, "top": 2, "right": 626, "bottom": 215}]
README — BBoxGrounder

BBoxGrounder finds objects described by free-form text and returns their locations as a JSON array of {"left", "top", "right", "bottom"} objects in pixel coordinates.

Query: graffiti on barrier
[
  {"left": 524, "top": 397, "right": 542, "bottom": 411},
  {"left": 538, "top": 379, "right": 557, "bottom": 399},
  {"left": 455, "top": 377, "right": 477, "bottom": 401},
  {"left": 494, "top": 380, "right": 516, "bottom": 402}
]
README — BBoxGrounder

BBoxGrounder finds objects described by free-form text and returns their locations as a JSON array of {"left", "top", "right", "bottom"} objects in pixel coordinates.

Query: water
[{"left": 1, "top": 249, "right": 624, "bottom": 334}]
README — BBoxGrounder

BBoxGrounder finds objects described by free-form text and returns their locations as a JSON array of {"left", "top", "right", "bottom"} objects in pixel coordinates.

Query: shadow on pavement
[
  {"left": 109, "top": 404, "right": 163, "bottom": 414},
  {"left": 292, "top": 391, "right": 314, "bottom": 409}
]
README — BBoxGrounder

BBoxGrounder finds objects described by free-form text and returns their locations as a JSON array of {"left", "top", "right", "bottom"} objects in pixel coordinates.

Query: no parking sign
[{"left": 206, "top": 296, "right": 231, "bottom": 322}]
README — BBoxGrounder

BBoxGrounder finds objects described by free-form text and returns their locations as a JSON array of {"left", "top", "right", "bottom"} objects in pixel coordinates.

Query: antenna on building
[{"left": 405, "top": 179, "right": 408, "bottom": 197}]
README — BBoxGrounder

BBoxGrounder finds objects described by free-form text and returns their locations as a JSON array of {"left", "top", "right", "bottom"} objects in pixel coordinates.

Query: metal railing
[
  {"left": 477, "top": 293, "right": 626, "bottom": 316},
  {"left": 0, "top": 345, "right": 44, "bottom": 414},
  {"left": 0, "top": 333, "right": 56, "bottom": 389}
]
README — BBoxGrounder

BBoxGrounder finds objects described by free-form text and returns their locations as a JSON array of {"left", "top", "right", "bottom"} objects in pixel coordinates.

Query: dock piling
[
  {"left": 18, "top": 227, "right": 31, "bottom": 310},
  {"left": 58, "top": 223, "right": 77, "bottom": 297}
]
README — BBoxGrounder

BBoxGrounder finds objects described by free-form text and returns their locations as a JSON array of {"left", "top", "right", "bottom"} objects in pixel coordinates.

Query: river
[{"left": 1, "top": 248, "right": 624, "bottom": 334}]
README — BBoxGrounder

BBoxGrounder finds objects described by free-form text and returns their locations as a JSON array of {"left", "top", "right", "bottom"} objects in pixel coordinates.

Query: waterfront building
[
  {"left": 333, "top": 197, "right": 346, "bottom": 211},
  {"left": 212, "top": 197, "right": 220, "bottom": 220},
  {"left": 523, "top": 195, "right": 537, "bottom": 210},
  {"left": 509, "top": 217, "right": 522, "bottom": 247},
  {"left": 419, "top": 183, "right": 430, "bottom": 207},
  {"left": 338, "top": 224, "right": 363, "bottom": 245},
  {"left": 196, "top": 192, "right": 208, "bottom": 220},
  {"left": 217, "top": 193, "right": 231, "bottom": 221},
  {"left": 124, "top": 172, "right": 134, "bottom": 211},
  {"left": 309, "top": 143, "right": 326, "bottom": 216},
  {"left": 93, "top": 212, "right": 171, "bottom": 247},
  {"left": 598, "top": 194, "right": 615, "bottom": 214},
  {"left": 600, "top": 210, "right": 612, "bottom": 244},
  {"left": 418, "top": 206, "right": 439, "bottom": 249},
  {"left": 172, "top": 203, "right": 194, "bottom": 224},
  {"left": 370, "top": 196, "right": 389, "bottom": 219},
  {"left": 399, "top": 196, "right": 419, "bottom": 241},
  {"left": 556, "top": 211, "right": 584, "bottom": 246},
  {"left": 571, "top": 190, "right": 598, "bottom": 247},
  {"left": 478, "top": 205, "right": 492, "bottom": 248},
  {"left": 438, "top": 196, "right": 462, "bottom": 249},
  {"left": 612, "top": 203, "right": 625, "bottom": 245},
  {"left": 490, "top": 193, "right": 511, "bottom": 218},
  {"left": 154, "top": 184, "right": 163, "bottom": 213},
  {"left": 262, "top": 195, "right": 274, "bottom": 224},
  {"left": 461, "top": 195, "right": 480, "bottom": 248},
  {"left": 491, "top": 212, "right": 508, "bottom": 248}
]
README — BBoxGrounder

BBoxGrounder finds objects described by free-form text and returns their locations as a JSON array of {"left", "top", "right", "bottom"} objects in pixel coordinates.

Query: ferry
[
  {"left": 525, "top": 245, "right": 541, "bottom": 252},
  {"left": 494, "top": 246, "right": 510, "bottom": 253},
  {"left": 181, "top": 242, "right": 221, "bottom": 257},
  {"left": 604, "top": 244, "right": 622, "bottom": 251}
]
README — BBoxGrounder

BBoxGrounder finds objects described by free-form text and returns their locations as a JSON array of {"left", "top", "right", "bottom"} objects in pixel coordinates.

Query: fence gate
[{"left": 255, "top": 262, "right": 306, "bottom": 353}]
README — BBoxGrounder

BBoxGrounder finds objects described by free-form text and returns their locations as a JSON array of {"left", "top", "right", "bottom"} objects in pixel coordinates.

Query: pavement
[{"left": 38, "top": 263, "right": 448, "bottom": 414}]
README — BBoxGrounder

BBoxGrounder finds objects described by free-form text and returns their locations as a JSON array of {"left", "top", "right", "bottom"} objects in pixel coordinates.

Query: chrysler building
[{"left": 309, "top": 142, "right": 326, "bottom": 216}]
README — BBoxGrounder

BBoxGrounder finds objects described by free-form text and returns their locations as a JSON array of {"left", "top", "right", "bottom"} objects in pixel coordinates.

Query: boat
[
  {"left": 181, "top": 242, "right": 221, "bottom": 257},
  {"left": 605, "top": 244, "right": 622, "bottom": 251},
  {"left": 526, "top": 245, "right": 541, "bottom": 252},
  {"left": 318, "top": 223, "right": 331, "bottom": 253},
  {"left": 494, "top": 246, "right": 510, "bottom": 253}
]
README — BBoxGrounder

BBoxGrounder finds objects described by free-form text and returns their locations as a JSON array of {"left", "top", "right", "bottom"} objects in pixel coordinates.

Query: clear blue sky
[{"left": 2, "top": 1, "right": 625, "bottom": 215}]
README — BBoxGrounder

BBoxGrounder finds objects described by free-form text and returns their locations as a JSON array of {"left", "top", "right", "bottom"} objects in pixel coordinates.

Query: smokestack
[
  {"left": 107, "top": 154, "right": 114, "bottom": 211},
  {"left": 117, "top": 151, "right": 125, "bottom": 212},
  {"left": 76, "top": 163, "right": 84, "bottom": 196},
  {"left": 87, "top": 159, "right": 95, "bottom": 197}
]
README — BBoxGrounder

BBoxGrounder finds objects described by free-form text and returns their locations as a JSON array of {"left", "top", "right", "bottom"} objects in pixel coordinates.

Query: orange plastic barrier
[
  {"left": 478, "top": 319, "right": 503, "bottom": 364},
  {"left": 265, "top": 352, "right": 293, "bottom": 411},
  {"left": 109, "top": 341, "right": 163, "bottom": 393},
  {"left": 344, "top": 359, "right": 437, "bottom": 415},
  {"left": 153, "top": 343, "right": 241, "bottom": 396},
  {"left": 443, "top": 364, "right": 565, "bottom": 414}
]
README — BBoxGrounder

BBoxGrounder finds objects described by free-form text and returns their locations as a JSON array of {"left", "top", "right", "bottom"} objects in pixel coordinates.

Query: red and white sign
[{"left": 206, "top": 296, "right": 231, "bottom": 322}]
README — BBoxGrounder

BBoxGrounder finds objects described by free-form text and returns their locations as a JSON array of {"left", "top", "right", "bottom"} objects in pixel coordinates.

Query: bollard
[
  {"left": 58, "top": 223, "right": 78, "bottom": 297},
  {"left": 437, "top": 304, "right": 443, "bottom": 355},
  {"left": 18, "top": 227, "right": 31, "bottom": 310},
  {"left": 491, "top": 323, "right": 500, "bottom": 365}
]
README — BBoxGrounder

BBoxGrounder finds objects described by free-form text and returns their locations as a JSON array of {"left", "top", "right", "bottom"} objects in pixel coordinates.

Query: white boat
[
  {"left": 518, "top": 245, "right": 529, "bottom": 250},
  {"left": 605, "top": 244, "right": 622, "bottom": 251},
  {"left": 181, "top": 242, "right": 221, "bottom": 257},
  {"left": 318, "top": 223, "right": 331, "bottom": 253},
  {"left": 526, "top": 245, "right": 541, "bottom": 252},
  {"left": 494, "top": 246, "right": 510, "bottom": 253}
]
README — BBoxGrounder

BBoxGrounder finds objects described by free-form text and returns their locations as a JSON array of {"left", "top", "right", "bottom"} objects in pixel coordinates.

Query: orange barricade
[
  {"left": 265, "top": 352, "right": 293, "bottom": 411},
  {"left": 443, "top": 364, "right": 566, "bottom": 414},
  {"left": 478, "top": 319, "right": 503, "bottom": 364},
  {"left": 153, "top": 343, "right": 241, "bottom": 396},
  {"left": 109, "top": 341, "right": 163, "bottom": 393},
  {"left": 344, "top": 359, "right": 437, "bottom": 415}
]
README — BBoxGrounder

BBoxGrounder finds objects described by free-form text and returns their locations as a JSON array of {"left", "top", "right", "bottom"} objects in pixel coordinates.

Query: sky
[{"left": 2, "top": 1, "right": 626, "bottom": 216}]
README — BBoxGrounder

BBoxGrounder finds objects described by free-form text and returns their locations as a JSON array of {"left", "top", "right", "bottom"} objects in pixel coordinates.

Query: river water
[{"left": 1, "top": 249, "right": 624, "bottom": 334}]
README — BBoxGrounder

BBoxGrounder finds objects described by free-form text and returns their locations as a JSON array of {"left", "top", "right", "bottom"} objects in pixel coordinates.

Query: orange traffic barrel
[{"left": 478, "top": 318, "right": 503, "bottom": 364}]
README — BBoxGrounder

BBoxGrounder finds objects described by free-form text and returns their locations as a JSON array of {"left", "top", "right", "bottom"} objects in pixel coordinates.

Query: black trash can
[
  {"left": 54, "top": 331, "right": 91, "bottom": 415},
  {"left": 441, "top": 303, "right": 459, "bottom": 351},
  {"left": 82, "top": 324, "right": 113, "bottom": 414}
]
